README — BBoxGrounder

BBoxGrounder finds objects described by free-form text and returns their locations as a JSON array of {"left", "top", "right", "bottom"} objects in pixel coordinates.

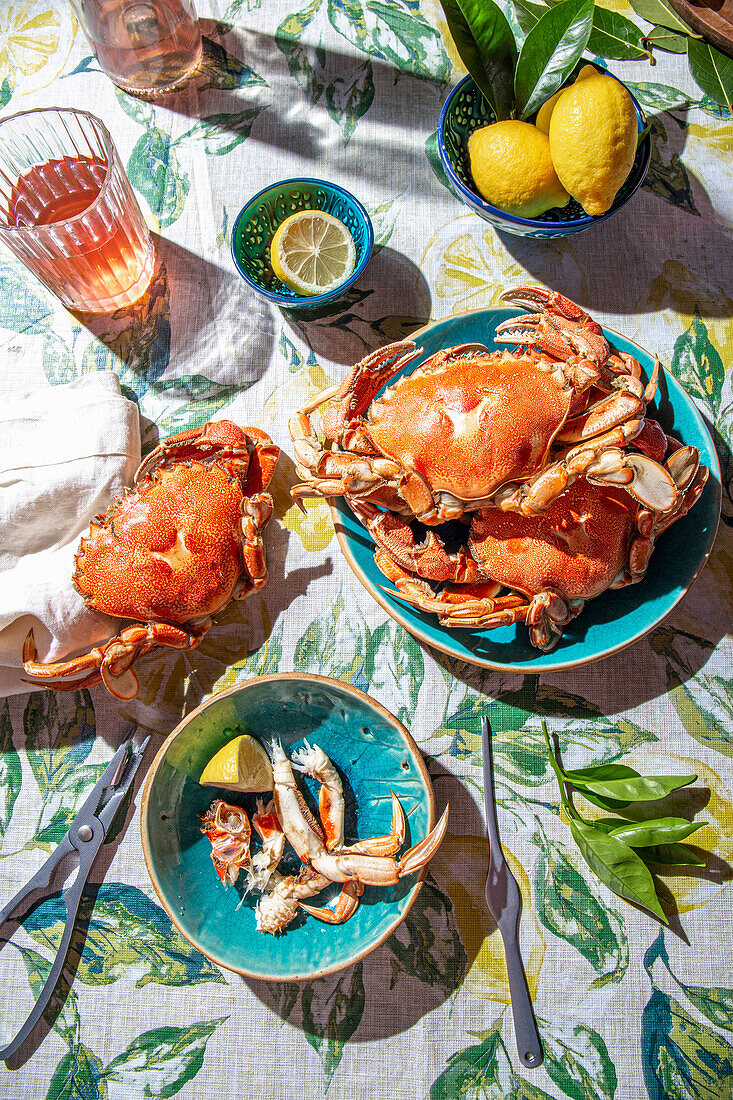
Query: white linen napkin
[{"left": 0, "top": 372, "right": 141, "bottom": 697}]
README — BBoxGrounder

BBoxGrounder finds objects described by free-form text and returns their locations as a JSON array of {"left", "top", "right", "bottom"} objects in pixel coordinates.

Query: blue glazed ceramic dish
[
  {"left": 437, "top": 73, "right": 651, "bottom": 238},
  {"left": 140, "top": 674, "right": 436, "bottom": 980},
  {"left": 332, "top": 308, "right": 721, "bottom": 673},
  {"left": 230, "top": 178, "right": 374, "bottom": 310}
]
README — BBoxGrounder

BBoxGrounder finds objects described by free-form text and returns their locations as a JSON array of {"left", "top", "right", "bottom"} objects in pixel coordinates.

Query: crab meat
[
  {"left": 199, "top": 799, "right": 252, "bottom": 886},
  {"left": 22, "top": 420, "right": 279, "bottom": 700},
  {"left": 289, "top": 287, "right": 673, "bottom": 524}
]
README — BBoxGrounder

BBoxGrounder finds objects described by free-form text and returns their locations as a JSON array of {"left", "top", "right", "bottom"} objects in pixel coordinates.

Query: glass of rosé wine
[
  {"left": 0, "top": 107, "right": 155, "bottom": 314},
  {"left": 69, "top": 0, "right": 202, "bottom": 97}
]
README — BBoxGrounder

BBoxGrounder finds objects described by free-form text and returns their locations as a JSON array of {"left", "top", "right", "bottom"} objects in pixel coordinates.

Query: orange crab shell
[
  {"left": 466, "top": 478, "right": 637, "bottom": 601},
  {"left": 364, "top": 349, "right": 574, "bottom": 501},
  {"left": 74, "top": 461, "right": 252, "bottom": 624}
]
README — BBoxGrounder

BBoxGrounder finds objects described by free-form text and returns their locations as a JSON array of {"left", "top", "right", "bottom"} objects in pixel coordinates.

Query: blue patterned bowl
[
  {"left": 140, "top": 674, "right": 436, "bottom": 980},
  {"left": 437, "top": 72, "right": 651, "bottom": 238},
  {"left": 230, "top": 178, "right": 374, "bottom": 309}
]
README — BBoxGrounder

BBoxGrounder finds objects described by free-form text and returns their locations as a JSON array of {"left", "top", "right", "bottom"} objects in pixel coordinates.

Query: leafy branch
[{"left": 542, "top": 722, "right": 705, "bottom": 924}]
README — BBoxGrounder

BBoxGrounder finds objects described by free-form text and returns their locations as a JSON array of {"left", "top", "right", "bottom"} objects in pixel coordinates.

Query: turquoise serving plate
[
  {"left": 230, "top": 178, "right": 374, "bottom": 310},
  {"left": 437, "top": 72, "right": 651, "bottom": 238},
  {"left": 332, "top": 308, "right": 721, "bottom": 673},
  {"left": 140, "top": 674, "right": 436, "bottom": 980}
]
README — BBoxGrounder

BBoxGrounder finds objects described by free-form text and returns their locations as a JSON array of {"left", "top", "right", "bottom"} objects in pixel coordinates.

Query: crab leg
[
  {"left": 247, "top": 799, "right": 286, "bottom": 892},
  {"left": 348, "top": 499, "right": 490, "bottom": 585},
  {"left": 497, "top": 286, "right": 610, "bottom": 367},
  {"left": 291, "top": 740, "right": 345, "bottom": 850},
  {"left": 199, "top": 800, "right": 252, "bottom": 886},
  {"left": 22, "top": 622, "right": 202, "bottom": 701}
]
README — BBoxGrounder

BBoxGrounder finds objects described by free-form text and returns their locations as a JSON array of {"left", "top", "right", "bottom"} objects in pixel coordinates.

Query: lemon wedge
[
  {"left": 270, "top": 210, "right": 356, "bottom": 296},
  {"left": 199, "top": 733, "right": 273, "bottom": 792}
]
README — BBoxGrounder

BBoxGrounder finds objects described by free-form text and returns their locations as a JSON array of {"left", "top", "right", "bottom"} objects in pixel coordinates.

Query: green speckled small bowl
[
  {"left": 231, "top": 178, "right": 374, "bottom": 309},
  {"left": 140, "top": 674, "right": 436, "bottom": 980}
]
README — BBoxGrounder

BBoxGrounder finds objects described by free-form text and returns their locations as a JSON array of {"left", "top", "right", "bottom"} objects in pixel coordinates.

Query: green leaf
[
  {"left": 23, "top": 883, "right": 227, "bottom": 989},
  {"left": 18, "top": 945, "right": 81, "bottom": 1048},
  {"left": 642, "top": 990, "right": 733, "bottom": 1099},
  {"left": 670, "top": 315, "right": 725, "bottom": 417},
  {"left": 179, "top": 107, "right": 266, "bottom": 155},
  {"left": 642, "top": 115, "right": 700, "bottom": 215},
  {"left": 115, "top": 89, "right": 156, "bottom": 125},
  {"left": 588, "top": 7, "right": 650, "bottom": 60},
  {"left": 626, "top": 79, "right": 694, "bottom": 112},
  {"left": 103, "top": 1018, "right": 227, "bottom": 1099},
  {"left": 0, "top": 700, "right": 22, "bottom": 841},
  {"left": 0, "top": 265, "right": 54, "bottom": 333},
  {"left": 645, "top": 25, "right": 688, "bottom": 52},
  {"left": 127, "top": 130, "right": 190, "bottom": 227},
  {"left": 278, "top": 965, "right": 365, "bottom": 1085},
  {"left": 436, "top": 0, "right": 517, "bottom": 119},
  {"left": 198, "top": 40, "right": 268, "bottom": 90},
  {"left": 696, "top": 94, "right": 733, "bottom": 118},
  {"left": 539, "top": 1017, "right": 618, "bottom": 1100},
  {"left": 512, "top": 0, "right": 547, "bottom": 34},
  {"left": 293, "top": 591, "right": 370, "bottom": 682},
  {"left": 363, "top": 621, "right": 424, "bottom": 726},
  {"left": 688, "top": 39, "right": 733, "bottom": 113},
  {"left": 0, "top": 76, "right": 12, "bottom": 109},
  {"left": 534, "top": 841, "right": 628, "bottom": 983},
  {"left": 46, "top": 1044, "right": 106, "bottom": 1100},
  {"left": 430, "top": 1022, "right": 557, "bottom": 1099},
  {"left": 641, "top": 842, "right": 706, "bottom": 866},
  {"left": 602, "top": 817, "right": 705, "bottom": 849},
  {"left": 276, "top": 0, "right": 326, "bottom": 102},
  {"left": 682, "top": 985, "right": 733, "bottom": 1032},
  {"left": 326, "top": 0, "right": 451, "bottom": 81},
  {"left": 627, "top": 0, "right": 695, "bottom": 34},
  {"left": 43, "top": 331, "right": 76, "bottom": 385},
  {"left": 514, "top": 0, "right": 595, "bottom": 120},
  {"left": 326, "top": 59, "right": 375, "bottom": 143},
  {"left": 24, "top": 692, "right": 96, "bottom": 798},
  {"left": 567, "top": 816, "right": 668, "bottom": 923},
  {"left": 30, "top": 763, "right": 107, "bottom": 848},
  {"left": 385, "top": 879, "right": 467, "bottom": 992},
  {"left": 566, "top": 772, "right": 697, "bottom": 803}
]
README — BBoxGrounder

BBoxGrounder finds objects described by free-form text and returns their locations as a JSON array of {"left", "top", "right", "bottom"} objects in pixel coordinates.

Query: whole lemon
[
  {"left": 535, "top": 65, "right": 599, "bottom": 134},
  {"left": 467, "top": 120, "right": 570, "bottom": 218},
  {"left": 548, "top": 73, "right": 638, "bottom": 216}
]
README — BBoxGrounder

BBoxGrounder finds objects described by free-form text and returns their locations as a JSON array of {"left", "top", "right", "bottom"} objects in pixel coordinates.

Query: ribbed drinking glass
[{"left": 0, "top": 107, "right": 155, "bottom": 313}]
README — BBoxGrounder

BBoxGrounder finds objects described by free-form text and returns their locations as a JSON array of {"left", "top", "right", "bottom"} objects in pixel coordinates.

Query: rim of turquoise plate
[
  {"left": 331, "top": 308, "right": 721, "bottom": 674},
  {"left": 140, "top": 672, "right": 436, "bottom": 980},
  {"left": 437, "top": 73, "right": 651, "bottom": 231},
  {"left": 230, "top": 177, "right": 374, "bottom": 308}
]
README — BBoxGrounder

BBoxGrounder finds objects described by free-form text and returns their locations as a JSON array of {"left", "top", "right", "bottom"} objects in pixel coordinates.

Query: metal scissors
[{"left": 0, "top": 735, "right": 150, "bottom": 1063}]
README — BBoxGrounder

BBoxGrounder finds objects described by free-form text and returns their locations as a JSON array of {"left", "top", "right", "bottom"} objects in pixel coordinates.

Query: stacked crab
[
  {"left": 289, "top": 286, "right": 708, "bottom": 652},
  {"left": 199, "top": 740, "right": 449, "bottom": 935}
]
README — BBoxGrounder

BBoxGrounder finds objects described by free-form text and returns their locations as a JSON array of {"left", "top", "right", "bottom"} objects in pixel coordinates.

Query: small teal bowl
[
  {"left": 140, "top": 674, "right": 437, "bottom": 980},
  {"left": 437, "top": 72, "right": 651, "bottom": 238},
  {"left": 230, "top": 178, "right": 374, "bottom": 310}
]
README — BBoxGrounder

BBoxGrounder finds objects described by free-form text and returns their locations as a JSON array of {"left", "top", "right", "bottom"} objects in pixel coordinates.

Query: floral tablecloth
[{"left": 1, "top": 1, "right": 732, "bottom": 1098}]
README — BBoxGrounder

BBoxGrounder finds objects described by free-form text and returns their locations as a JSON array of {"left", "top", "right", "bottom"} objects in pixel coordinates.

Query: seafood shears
[
  {"left": 0, "top": 736, "right": 150, "bottom": 1063},
  {"left": 481, "top": 716, "right": 543, "bottom": 1069}
]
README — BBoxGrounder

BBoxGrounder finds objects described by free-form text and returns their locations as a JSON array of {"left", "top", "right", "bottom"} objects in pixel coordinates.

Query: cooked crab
[
  {"left": 289, "top": 286, "right": 683, "bottom": 523},
  {"left": 22, "top": 420, "right": 280, "bottom": 700},
  {"left": 354, "top": 435, "right": 708, "bottom": 652}
]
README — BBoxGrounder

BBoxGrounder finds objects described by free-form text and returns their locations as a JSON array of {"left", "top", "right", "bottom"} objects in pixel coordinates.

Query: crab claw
[{"left": 496, "top": 286, "right": 610, "bottom": 367}]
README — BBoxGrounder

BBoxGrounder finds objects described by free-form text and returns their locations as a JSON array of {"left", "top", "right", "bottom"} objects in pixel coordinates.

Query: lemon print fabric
[
  {"left": 548, "top": 70, "right": 639, "bottom": 216},
  {"left": 199, "top": 733, "right": 274, "bottom": 792},
  {"left": 0, "top": 0, "right": 76, "bottom": 95},
  {"left": 467, "top": 120, "right": 570, "bottom": 218},
  {"left": 270, "top": 210, "right": 356, "bottom": 296}
]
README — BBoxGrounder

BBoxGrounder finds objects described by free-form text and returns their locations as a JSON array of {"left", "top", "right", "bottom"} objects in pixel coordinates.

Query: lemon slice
[
  {"left": 270, "top": 210, "right": 356, "bottom": 296},
  {"left": 199, "top": 734, "right": 273, "bottom": 792}
]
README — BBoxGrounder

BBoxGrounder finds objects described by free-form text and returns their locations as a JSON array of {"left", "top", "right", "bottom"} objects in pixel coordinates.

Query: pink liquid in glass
[
  {"left": 7, "top": 154, "right": 155, "bottom": 312},
  {"left": 81, "top": 0, "right": 202, "bottom": 95}
]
